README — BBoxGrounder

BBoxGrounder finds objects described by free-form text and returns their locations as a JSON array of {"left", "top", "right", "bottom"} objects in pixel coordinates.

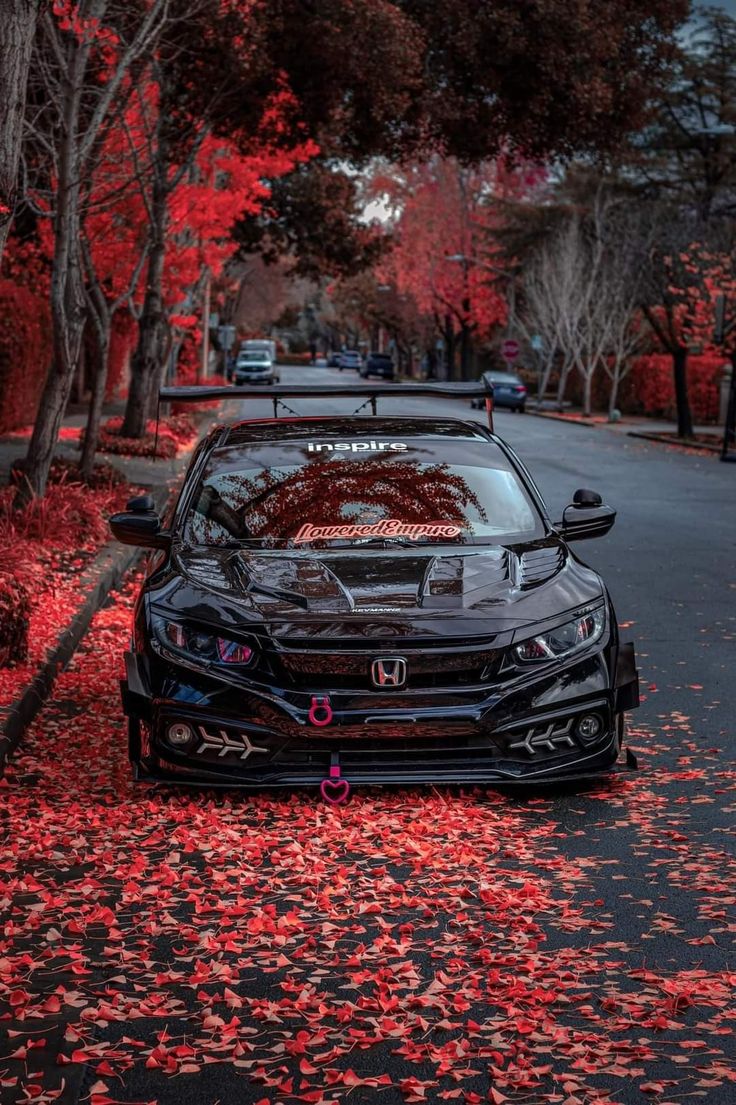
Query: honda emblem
[{"left": 371, "top": 657, "right": 407, "bottom": 688}]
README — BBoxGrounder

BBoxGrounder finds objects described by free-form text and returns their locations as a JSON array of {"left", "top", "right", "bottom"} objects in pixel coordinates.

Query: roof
[{"left": 218, "top": 416, "right": 493, "bottom": 448}]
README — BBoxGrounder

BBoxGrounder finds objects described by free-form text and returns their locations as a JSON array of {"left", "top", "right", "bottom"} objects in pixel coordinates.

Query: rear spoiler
[{"left": 159, "top": 380, "right": 496, "bottom": 430}]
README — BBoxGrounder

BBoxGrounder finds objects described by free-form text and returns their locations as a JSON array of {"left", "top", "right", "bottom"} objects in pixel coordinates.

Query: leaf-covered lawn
[{"left": 0, "top": 577, "right": 733, "bottom": 1105}]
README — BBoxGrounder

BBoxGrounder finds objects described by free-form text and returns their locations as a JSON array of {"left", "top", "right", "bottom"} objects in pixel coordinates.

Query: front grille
[{"left": 276, "top": 647, "right": 501, "bottom": 691}]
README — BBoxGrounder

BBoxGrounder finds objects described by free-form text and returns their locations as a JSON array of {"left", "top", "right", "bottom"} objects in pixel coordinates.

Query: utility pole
[{"left": 199, "top": 266, "right": 211, "bottom": 384}]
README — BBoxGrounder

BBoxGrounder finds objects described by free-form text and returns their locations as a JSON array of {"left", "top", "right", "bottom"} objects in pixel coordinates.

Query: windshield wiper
[{"left": 354, "top": 536, "right": 421, "bottom": 548}]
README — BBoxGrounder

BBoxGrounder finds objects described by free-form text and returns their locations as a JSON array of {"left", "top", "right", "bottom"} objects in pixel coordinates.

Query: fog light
[
  {"left": 577, "top": 714, "right": 602, "bottom": 741},
  {"left": 167, "top": 722, "right": 194, "bottom": 747}
]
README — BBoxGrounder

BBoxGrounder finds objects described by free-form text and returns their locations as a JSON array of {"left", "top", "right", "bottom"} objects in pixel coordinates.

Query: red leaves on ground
[
  {"left": 0, "top": 468, "right": 136, "bottom": 699},
  {"left": 0, "top": 577, "right": 734, "bottom": 1104}
]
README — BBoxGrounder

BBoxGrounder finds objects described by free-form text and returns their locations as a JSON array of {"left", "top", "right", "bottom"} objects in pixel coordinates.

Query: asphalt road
[{"left": 1, "top": 365, "right": 734, "bottom": 1105}]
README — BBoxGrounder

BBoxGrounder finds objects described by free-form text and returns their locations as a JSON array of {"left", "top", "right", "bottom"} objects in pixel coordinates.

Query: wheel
[
  {"left": 518, "top": 404, "right": 526, "bottom": 414},
  {"left": 128, "top": 715, "right": 142, "bottom": 762}
]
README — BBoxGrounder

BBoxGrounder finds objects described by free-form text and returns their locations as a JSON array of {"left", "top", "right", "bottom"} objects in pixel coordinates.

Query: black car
[
  {"left": 111, "top": 384, "right": 638, "bottom": 794},
  {"left": 360, "top": 352, "right": 395, "bottom": 379},
  {"left": 326, "top": 352, "right": 342, "bottom": 368},
  {"left": 471, "top": 371, "right": 527, "bottom": 412}
]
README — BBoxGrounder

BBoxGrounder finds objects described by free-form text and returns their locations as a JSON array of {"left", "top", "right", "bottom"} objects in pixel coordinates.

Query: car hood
[{"left": 150, "top": 540, "right": 604, "bottom": 641}]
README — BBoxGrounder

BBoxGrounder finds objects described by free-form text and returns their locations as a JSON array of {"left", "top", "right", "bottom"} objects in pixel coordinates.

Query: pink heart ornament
[{"left": 320, "top": 777, "right": 350, "bottom": 805}]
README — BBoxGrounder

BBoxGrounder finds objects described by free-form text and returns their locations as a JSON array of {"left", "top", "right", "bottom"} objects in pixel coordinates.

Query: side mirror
[
  {"left": 110, "top": 501, "right": 170, "bottom": 549},
  {"left": 127, "top": 493, "right": 155, "bottom": 512},
  {"left": 558, "top": 488, "right": 616, "bottom": 542},
  {"left": 572, "top": 488, "right": 602, "bottom": 508}
]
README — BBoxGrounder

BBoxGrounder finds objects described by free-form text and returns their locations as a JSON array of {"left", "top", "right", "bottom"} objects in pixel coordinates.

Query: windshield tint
[{"left": 185, "top": 440, "right": 543, "bottom": 548}]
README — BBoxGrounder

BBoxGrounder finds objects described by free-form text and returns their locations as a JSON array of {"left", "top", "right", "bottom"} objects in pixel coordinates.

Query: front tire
[{"left": 128, "top": 715, "right": 142, "bottom": 763}]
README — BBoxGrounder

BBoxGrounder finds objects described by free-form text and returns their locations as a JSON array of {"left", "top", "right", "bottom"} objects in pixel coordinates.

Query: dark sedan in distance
[
  {"left": 471, "top": 370, "right": 527, "bottom": 412},
  {"left": 360, "top": 352, "right": 395, "bottom": 380}
]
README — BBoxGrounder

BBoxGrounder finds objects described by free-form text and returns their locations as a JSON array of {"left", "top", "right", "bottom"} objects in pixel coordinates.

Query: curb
[
  {"left": 0, "top": 538, "right": 143, "bottom": 774},
  {"left": 626, "top": 430, "right": 722, "bottom": 455},
  {"left": 527, "top": 410, "right": 600, "bottom": 428}
]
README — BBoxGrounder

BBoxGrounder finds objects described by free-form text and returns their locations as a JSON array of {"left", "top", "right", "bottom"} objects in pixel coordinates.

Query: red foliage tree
[{"left": 380, "top": 158, "right": 542, "bottom": 379}]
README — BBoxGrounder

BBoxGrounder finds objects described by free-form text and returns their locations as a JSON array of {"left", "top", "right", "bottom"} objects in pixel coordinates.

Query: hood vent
[
  {"left": 518, "top": 546, "right": 565, "bottom": 588},
  {"left": 175, "top": 549, "right": 235, "bottom": 592},
  {"left": 239, "top": 555, "right": 354, "bottom": 613},
  {"left": 422, "top": 551, "right": 510, "bottom": 608}
]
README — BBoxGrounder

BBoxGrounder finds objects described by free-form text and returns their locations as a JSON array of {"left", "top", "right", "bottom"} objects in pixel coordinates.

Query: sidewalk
[
  {"left": 0, "top": 398, "right": 197, "bottom": 488},
  {"left": 528, "top": 404, "right": 723, "bottom": 452}
]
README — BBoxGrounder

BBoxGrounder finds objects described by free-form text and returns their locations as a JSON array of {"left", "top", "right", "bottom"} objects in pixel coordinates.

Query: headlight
[
  {"left": 152, "top": 615, "right": 256, "bottom": 667},
  {"left": 514, "top": 608, "right": 605, "bottom": 663}
]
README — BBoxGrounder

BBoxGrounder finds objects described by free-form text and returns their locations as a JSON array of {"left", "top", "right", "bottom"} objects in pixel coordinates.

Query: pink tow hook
[
  {"left": 308, "top": 695, "right": 333, "bottom": 726},
  {"left": 319, "top": 747, "right": 350, "bottom": 805}
]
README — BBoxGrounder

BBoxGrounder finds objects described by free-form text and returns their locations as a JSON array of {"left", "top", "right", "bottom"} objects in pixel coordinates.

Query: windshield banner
[{"left": 293, "top": 518, "right": 463, "bottom": 543}]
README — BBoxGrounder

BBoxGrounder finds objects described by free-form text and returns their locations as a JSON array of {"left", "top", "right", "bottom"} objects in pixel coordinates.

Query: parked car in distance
[
  {"left": 326, "top": 352, "right": 342, "bottom": 368},
  {"left": 338, "top": 350, "right": 362, "bottom": 372},
  {"left": 233, "top": 350, "right": 279, "bottom": 385},
  {"left": 360, "top": 352, "right": 395, "bottom": 380},
  {"left": 471, "top": 370, "right": 527, "bottom": 412}
]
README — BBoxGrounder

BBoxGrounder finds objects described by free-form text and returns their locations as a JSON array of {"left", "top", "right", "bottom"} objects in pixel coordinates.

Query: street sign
[
  {"left": 218, "top": 325, "right": 236, "bottom": 351},
  {"left": 501, "top": 338, "right": 520, "bottom": 361}
]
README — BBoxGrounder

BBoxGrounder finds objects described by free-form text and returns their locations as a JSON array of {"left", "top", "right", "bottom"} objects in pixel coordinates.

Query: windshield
[
  {"left": 238, "top": 352, "right": 269, "bottom": 363},
  {"left": 486, "top": 372, "right": 522, "bottom": 386},
  {"left": 184, "top": 440, "right": 543, "bottom": 549}
]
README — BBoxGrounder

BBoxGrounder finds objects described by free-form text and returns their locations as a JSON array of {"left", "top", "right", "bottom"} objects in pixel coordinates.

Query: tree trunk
[
  {"left": 80, "top": 314, "right": 111, "bottom": 481},
  {"left": 608, "top": 360, "right": 624, "bottom": 419},
  {"left": 0, "top": 0, "right": 39, "bottom": 261},
  {"left": 556, "top": 358, "right": 571, "bottom": 411},
  {"left": 21, "top": 239, "right": 87, "bottom": 499},
  {"left": 19, "top": 75, "right": 86, "bottom": 502},
  {"left": 537, "top": 349, "right": 555, "bottom": 407},
  {"left": 582, "top": 370, "right": 593, "bottom": 417},
  {"left": 673, "top": 345, "right": 694, "bottom": 438},
  {"left": 444, "top": 316, "right": 456, "bottom": 381},
  {"left": 459, "top": 322, "right": 471, "bottom": 381},
  {"left": 121, "top": 163, "right": 168, "bottom": 438}
]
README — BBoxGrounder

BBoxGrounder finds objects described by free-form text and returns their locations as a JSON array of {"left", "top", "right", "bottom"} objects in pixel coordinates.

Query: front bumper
[{"left": 122, "top": 644, "right": 639, "bottom": 788}]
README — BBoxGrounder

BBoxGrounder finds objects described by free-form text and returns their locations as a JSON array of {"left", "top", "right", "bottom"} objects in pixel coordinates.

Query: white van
[{"left": 240, "top": 339, "right": 276, "bottom": 364}]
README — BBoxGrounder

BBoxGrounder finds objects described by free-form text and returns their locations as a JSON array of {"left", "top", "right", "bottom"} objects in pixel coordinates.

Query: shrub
[
  {"left": 79, "top": 413, "right": 197, "bottom": 458},
  {"left": 628, "top": 354, "right": 725, "bottom": 423},
  {"left": 0, "top": 558, "right": 31, "bottom": 667}
]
